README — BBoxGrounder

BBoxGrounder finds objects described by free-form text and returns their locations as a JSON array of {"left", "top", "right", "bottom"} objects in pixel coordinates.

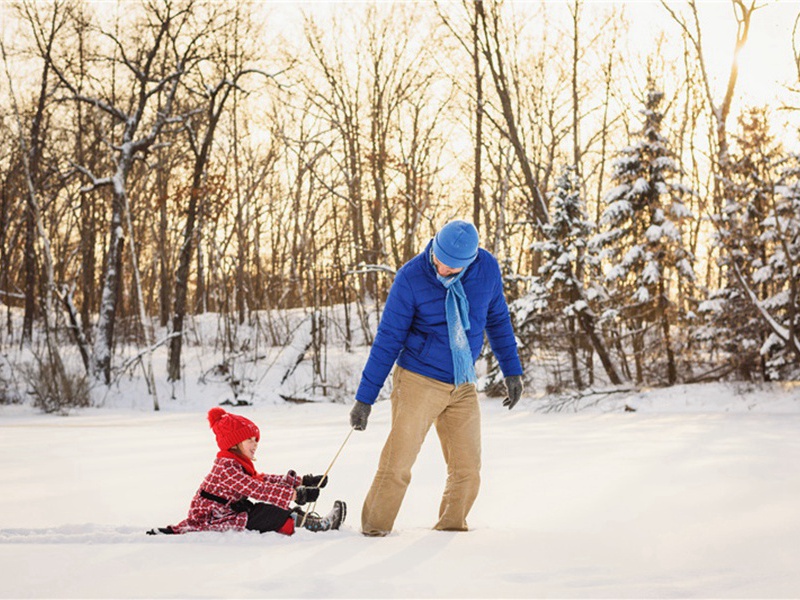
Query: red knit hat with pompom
[{"left": 207, "top": 407, "right": 260, "bottom": 451}]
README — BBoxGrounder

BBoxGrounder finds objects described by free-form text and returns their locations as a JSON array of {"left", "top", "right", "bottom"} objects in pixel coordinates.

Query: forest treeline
[{"left": 1, "top": 0, "right": 799, "bottom": 410}]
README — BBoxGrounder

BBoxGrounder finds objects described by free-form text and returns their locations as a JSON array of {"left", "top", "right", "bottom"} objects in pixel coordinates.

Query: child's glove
[
  {"left": 302, "top": 474, "right": 328, "bottom": 488},
  {"left": 294, "top": 485, "right": 321, "bottom": 505}
]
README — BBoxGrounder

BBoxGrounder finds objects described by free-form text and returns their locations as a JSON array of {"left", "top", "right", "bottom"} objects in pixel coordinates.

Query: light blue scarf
[{"left": 433, "top": 254, "right": 476, "bottom": 385}]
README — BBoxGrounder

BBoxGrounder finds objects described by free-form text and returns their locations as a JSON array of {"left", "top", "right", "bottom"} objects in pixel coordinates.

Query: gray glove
[
  {"left": 350, "top": 400, "right": 372, "bottom": 430},
  {"left": 502, "top": 375, "right": 524, "bottom": 410}
]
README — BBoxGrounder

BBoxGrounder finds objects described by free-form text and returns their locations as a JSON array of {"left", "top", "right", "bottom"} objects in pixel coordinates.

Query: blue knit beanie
[{"left": 433, "top": 220, "right": 479, "bottom": 269}]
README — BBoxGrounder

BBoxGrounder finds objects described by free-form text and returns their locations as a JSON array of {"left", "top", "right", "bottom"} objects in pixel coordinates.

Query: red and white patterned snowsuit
[{"left": 171, "top": 456, "right": 301, "bottom": 533}]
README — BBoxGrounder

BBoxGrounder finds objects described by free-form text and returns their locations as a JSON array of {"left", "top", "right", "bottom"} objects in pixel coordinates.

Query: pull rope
[{"left": 299, "top": 427, "right": 355, "bottom": 528}]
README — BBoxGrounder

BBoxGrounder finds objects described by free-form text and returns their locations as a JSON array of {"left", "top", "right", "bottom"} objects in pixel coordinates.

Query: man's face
[{"left": 433, "top": 254, "right": 463, "bottom": 277}]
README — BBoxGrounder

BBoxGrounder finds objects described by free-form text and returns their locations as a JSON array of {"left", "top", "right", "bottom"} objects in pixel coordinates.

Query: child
[{"left": 147, "top": 407, "right": 345, "bottom": 536}]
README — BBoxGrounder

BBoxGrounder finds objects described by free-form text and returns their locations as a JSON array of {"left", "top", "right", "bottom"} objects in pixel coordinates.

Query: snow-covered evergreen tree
[
  {"left": 591, "top": 81, "right": 695, "bottom": 385},
  {"left": 535, "top": 167, "right": 596, "bottom": 305},
  {"left": 699, "top": 109, "right": 794, "bottom": 380},
  {"left": 763, "top": 158, "right": 800, "bottom": 376},
  {"left": 526, "top": 167, "right": 598, "bottom": 387},
  {"left": 507, "top": 166, "right": 624, "bottom": 391}
]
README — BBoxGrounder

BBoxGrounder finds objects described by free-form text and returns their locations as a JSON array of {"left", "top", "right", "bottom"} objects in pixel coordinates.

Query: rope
[{"left": 299, "top": 427, "right": 355, "bottom": 528}]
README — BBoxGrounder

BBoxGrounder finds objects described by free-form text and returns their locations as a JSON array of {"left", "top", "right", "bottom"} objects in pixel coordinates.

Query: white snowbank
[{"left": 1, "top": 383, "right": 800, "bottom": 598}]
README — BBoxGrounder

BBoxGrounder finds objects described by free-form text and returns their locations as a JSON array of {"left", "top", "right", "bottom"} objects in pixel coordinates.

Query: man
[{"left": 349, "top": 219, "right": 524, "bottom": 536}]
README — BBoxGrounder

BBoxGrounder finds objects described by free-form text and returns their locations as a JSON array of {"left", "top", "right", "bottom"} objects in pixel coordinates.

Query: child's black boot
[
  {"left": 294, "top": 500, "right": 346, "bottom": 532},
  {"left": 146, "top": 526, "right": 175, "bottom": 535}
]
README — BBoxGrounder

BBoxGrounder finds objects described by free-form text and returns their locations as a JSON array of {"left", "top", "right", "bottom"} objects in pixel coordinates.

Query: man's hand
[
  {"left": 502, "top": 375, "right": 524, "bottom": 410},
  {"left": 350, "top": 400, "right": 372, "bottom": 431}
]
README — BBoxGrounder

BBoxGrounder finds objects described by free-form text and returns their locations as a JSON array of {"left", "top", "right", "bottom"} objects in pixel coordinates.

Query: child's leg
[{"left": 246, "top": 503, "right": 294, "bottom": 535}]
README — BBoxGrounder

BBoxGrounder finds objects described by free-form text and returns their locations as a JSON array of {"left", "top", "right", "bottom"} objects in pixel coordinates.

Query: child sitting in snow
[{"left": 147, "top": 407, "right": 345, "bottom": 536}]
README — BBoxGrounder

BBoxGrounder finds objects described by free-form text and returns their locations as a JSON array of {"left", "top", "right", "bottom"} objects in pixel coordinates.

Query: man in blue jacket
[{"left": 349, "top": 219, "right": 524, "bottom": 536}]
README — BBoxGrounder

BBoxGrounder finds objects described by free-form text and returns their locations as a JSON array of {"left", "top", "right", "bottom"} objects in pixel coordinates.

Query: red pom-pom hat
[{"left": 207, "top": 407, "right": 260, "bottom": 451}]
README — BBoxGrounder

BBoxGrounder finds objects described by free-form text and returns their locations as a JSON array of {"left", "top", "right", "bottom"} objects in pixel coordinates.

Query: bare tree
[
  {"left": 436, "top": 0, "right": 486, "bottom": 232},
  {"left": 40, "top": 0, "right": 207, "bottom": 389},
  {"left": 660, "top": 0, "right": 763, "bottom": 194},
  {"left": 13, "top": 1, "right": 70, "bottom": 344},
  {"left": 474, "top": 0, "right": 623, "bottom": 385},
  {"left": 475, "top": 0, "right": 548, "bottom": 227},
  {"left": 2, "top": 30, "right": 70, "bottom": 395},
  {"left": 167, "top": 3, "right": 282, "bottom": 382}
]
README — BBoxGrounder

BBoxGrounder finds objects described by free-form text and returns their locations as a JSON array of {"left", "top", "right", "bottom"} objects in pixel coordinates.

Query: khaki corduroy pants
[{"left": 361, "top": 366, "right": 481, "bottom": 535}]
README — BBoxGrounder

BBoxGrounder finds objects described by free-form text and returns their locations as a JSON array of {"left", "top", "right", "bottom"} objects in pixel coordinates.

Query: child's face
[{"left": 237, "top": 436, "right": 258, "bottom": 460}]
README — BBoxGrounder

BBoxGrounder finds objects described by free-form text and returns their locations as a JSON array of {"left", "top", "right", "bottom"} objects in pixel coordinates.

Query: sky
[
  {"left": 264, "top": 0, "right": 800, "bottom": 142},
  {"left": 3, "top": 0, "right": 799, "bottom": 103},
  {"left": 657, "top": 1, "right": 798, "bottom": 108},
  {"left": 3, "top": 0, "right": 800, "bottom": 146}
]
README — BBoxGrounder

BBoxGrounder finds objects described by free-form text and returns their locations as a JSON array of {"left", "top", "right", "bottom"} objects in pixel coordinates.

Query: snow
[
  {"left": 1, "top": 311, "right": 799, "bottom": 598},
  {"left": 2, "top": 381, "right": 800, "bottom": 598},
  {"left": 599, "top": 195, "right": 631, "bottom": 222},
  {"left": 645, "top": 224, "right": 662, "bottom": 242},
  {"left": 642, "top": 260, "right": 660, "bottom": 285},
  {"left": 631, "top": 177, "right": 649, "bottom": 195}
]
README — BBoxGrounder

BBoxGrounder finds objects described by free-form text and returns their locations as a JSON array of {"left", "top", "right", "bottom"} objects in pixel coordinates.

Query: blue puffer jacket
[{"left": 355, "top": 240, "right": 523, "bottom": 404}]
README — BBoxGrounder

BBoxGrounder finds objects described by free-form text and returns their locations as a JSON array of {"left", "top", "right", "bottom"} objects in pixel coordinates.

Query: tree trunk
[
  {"left": 93, "top": 177, "right": 128, "bottom": 384},
  {"left": 576, "top": 307, "right": 623, "bottom": 385},
  {"left": 168, "top": 80, "right": 238, "bottom": 381},
  {"left": 660, "top": 278, "right": 677, "bottom": 385},
  {"left": 21, "top": 44, "right": 51, "bottom": 345},
  {"left": 22, "top": 187, "right": 35, "bottom": 344},
  {"left": 157, "top": 148, "right": 170, "bottom": 328},
  {"left": 476, "top": 0, "right": 548, "bottom": 228},
  {"left": 472, "top": 0, "right": 483, "bottom": 231}
]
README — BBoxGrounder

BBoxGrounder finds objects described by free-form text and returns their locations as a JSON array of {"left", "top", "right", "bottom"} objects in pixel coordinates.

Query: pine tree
[
  {"left": 767, "top": 157, "right": 800, "bottom": 376},
  {"left": 701, "top": 108, "right": 786, "bottom": 380},
  {"left": 592, "top": 81, "right": 695, "bottom": 385},
  {"left": 509, "top": 166, "right": 623, "bottom": 391},
  {"left": 530, "top": 166, "right": 597, "bottom": 388}
]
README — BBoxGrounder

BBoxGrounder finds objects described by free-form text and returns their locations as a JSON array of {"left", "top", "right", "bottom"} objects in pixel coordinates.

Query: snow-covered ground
[{"left": 1, "top": 381, "right": 800, "bottom": 598}]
